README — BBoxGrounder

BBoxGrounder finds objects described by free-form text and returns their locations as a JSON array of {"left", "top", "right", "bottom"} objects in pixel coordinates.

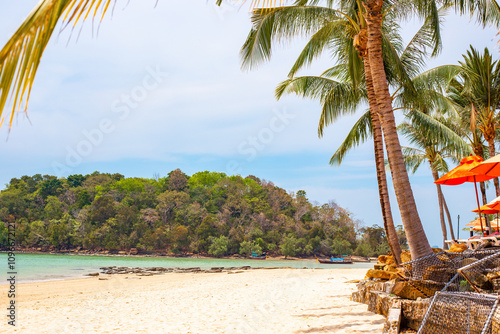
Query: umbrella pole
[{"left": 474, "top": 178, "right": 485, "bottom": 235}]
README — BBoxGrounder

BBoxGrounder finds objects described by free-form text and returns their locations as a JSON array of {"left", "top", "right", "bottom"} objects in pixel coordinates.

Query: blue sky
[{"left": 1, "top": 1, "right": 499, "bottom": 247}]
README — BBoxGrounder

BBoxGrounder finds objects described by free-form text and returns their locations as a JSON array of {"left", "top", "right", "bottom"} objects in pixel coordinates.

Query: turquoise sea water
[{"left": 0, "top": 253, "right": 373, "bottom": 283}]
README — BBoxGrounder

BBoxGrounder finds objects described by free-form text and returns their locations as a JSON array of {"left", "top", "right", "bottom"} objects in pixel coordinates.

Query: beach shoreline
[
  {"left": 0, "top": 268, "right": 383, "bottom": 333},
  {"left": 0, "top": 249, "right": 374, "bottom": 263},
  {"left": 0, "top": 253, "right": 375, "bottom": 285}
]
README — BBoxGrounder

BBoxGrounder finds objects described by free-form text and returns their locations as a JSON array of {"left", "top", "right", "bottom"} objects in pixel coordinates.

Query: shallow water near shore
[{"left": 0, "top": 253, "right": 373, "bottom": 283}]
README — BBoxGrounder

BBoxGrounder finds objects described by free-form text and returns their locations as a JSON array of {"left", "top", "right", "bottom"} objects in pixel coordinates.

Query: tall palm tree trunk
[
  {"left": 480, "top": 181, "right": 492, "bottom": 232},
  {"left": 364, "top": 58, "right": 402, "bottom": 264},
  {"left": 364, "top": 0, "right": 432, "bottom": 259},
  {"left": 472, "top": 145, "right": 491, "bottom": 233},
  {"left": 442, "top": 195, "right": 455, "bottom": 240},
  {"left": 431, "top": 168, "right": 448, "bottom": 249}
]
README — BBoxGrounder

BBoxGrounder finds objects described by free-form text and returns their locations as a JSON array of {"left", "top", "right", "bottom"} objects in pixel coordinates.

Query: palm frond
[
  {"left": 275, "top": 75, "right": 364, "bottom": 137},
  {"left": 405, "top": 110, "right": 473, "bottom": 157},
  {"left": 240, "top": 6, "right": 339, "bottom": 70},
  {"left": 399, "top": 5, "right": 448, "bottom": 76},
  {"left": 216, "top": 0, "right": 288, "bottom": 8},
  {"left": 394, "top": 65, "right": 461, "bottom": 112},
  {"left": 449, "top": 0, "right": 500, "bottom": 27},
  {"left": 275, "top": 75, "right": 339, "bottom": 100},
  {"left": 411, "top": 65, "right": 462, "bottom": 91},
  {"left": 329, "top": 109, "right": 372, "bottom": 165},
  {"left": 400, "top": 146, "right": 426, "bottom": 174},
  {"left": 249, "top": 0, "right": 288, "bottom": 9},
  {"left": 287, "top": 19, "right": 352, "bottom": 77},
  {"left": 319, "top": 82, "right": 365, "bottom": 135},
  {"left": 0, "top": 0, "right": 116, "bottom": 130},
  {"left": 292, "top": 0, "right": 336, "bottom": 7},
  {"left": 320, "top": 64, "right": 350, "bottom": 80},
  {"left": 431, "top": 154, "right": 449, "bottom": 173},
  {"left": 380, "top": 27, "right": 413, "bottom": 88}
]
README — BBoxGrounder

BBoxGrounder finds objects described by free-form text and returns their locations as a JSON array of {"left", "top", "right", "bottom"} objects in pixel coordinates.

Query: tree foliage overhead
[{"left": 0, "top": 169, "right": 400, "bottom": 257}]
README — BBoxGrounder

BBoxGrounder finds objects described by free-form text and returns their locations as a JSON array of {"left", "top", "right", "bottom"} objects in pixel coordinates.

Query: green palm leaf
[
  {"left": 216, "top": 0, "right": 288, "bottom": 7},
  {"left": 240, "top": 6, "right": 342, "bottom": 70},
  {"left": 400, "top": 146, "right": 426, "bottom": 174},
  {"left": 448, "top": 0, "right": 500, "bottom": 27},
  {"left": 287, "top": 19, "right": 353, "bottom": 78},
  {"left": 394, "top": 65, "right": 462, "bottom": 112},
  {"left": 329, "top": 110, "right": 372, "bottom": 165},
  {"left": 404, "top": 109, "right": 472, "bottom": 157},
  {"left": 399, "top": 4, "right": 448, "bottom": 76},
  {"left": 275, "top": 75, "right": 363, "bottom": 136}
]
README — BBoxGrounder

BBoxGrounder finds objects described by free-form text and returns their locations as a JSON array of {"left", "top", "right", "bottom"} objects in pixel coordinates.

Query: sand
[{"left": 0, "top": 268, "right": 384, "bottom": 333}]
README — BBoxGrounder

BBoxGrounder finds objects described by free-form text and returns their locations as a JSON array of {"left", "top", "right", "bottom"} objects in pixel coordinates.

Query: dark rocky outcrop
[{"left": 98, "top": 265, "right": 267, "bottom": 276}]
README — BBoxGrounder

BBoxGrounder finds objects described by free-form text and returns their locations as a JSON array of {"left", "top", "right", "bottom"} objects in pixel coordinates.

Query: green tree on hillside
[
  {"left": 208, "top": 235, "right": 229, "bottom": 257},
  {"left": 1, "top": 171, "right": 396, "bottom": 256}
]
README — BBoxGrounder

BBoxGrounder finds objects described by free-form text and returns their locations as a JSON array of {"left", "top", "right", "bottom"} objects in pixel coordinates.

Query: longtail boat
[
  {"left": 317, "top": 257, "right": 353, "bottom": 264},
  {"left": 249, "top": 252, "right": 267, "bottom": 260}
]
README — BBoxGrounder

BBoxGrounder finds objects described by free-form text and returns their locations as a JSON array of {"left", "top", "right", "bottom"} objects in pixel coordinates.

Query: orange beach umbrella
[
  {"left": 472, "top": 205, "right": 500, "bottom": 232},
  {"left": 435, "top": 155, "right": 494, "bottom": 185},
  {"left": 486, "top": 195, "right": 500, "bottom": 208},
  {"left": 466, "top": 218, "right": 500, "bottom": 231},
  {"left": 435, "top": 155, "right": 495, "bottom": 235},
  {"left": 485, "top": 198, "right": 500, "bottom": 233},
  {"left": 472, "top": 205, "right": 499, "bottom": 215},
  {"left": 466, "top": 218, "right": 500, "bottom": 226},
  {"left": 487, "top": 202, "right": 500, "bottom": 211},
  {"left": 466, "top": 218, "right": 482, "bottom": 226},
  {"left": 469, "top": 154, "right": 500, "bottom": 177},
  {"left": 469, "top": 156, "right": 500, "bottom": 231}
]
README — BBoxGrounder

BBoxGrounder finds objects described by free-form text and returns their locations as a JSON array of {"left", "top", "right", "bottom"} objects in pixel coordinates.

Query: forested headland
[{"left": 0, "top": 170, "right": 406, "bottom": 257}]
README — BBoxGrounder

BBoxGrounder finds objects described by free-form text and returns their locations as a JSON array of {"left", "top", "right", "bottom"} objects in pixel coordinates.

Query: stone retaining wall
[{"left": 352, "top": 279, "right": 431, "bottom": 333}]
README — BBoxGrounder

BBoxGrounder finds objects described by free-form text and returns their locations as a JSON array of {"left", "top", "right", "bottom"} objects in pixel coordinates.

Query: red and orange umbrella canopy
[
  {"left": 469, "top": 154, "right": 500, "bottom": 177},
  {"left": 487, "top": 202, "right": 500, "bottom": 212},
  {"left": 435, "top": 155, "right": 495, "bottom": 185},
  {"left": 471, "top": 206, "right": 500, "bottom": 232},
  {"left": 436, "top": 155, "right": 496, "bottom": 235},
  {"left": 472, "top": 205, "right": 500, "bottom": 215},
  {"left": 486, "top": 195, "right": 500, "bottom": 209}
]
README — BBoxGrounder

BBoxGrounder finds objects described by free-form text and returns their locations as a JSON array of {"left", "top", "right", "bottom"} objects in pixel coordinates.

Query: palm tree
[
  {"left": 398, "top": 110, "right": 472, "bottom": 248},
  {"left": 241, "top": 0, "right": 449, "bottom": 259},
  {"left": 277, "top": 44, "right": 470, "bottom": 255},
  {"left": 243, "top": 0, "right": 410, "bottom": 262},
  {"left": 355, "top": 0, "right": 500, "bottom": 258},
  {"left": 452, "top": 46, "right": 500, "bottom": 196},
  {"left": 332, "top": 61, "right": 466, "bottom": 238},
  {"left": 361, "top": 0, "right": 441, "bottom": 259},
  {"left": 445, "top": 80, "right": 494, "bottom": 231}
]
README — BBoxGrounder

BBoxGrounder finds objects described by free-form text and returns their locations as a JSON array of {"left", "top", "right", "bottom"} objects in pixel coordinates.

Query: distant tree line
[{"left": 0, "top": 170, "right": 407, "bottom": 257}]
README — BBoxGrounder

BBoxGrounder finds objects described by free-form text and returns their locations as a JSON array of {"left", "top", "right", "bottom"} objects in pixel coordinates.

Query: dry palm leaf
[
  {"left": 0, "top": 0, "right": 117, "bottom": 130},
  {"left": 0, "top": 0, "right": 287, "bottom": 131}
]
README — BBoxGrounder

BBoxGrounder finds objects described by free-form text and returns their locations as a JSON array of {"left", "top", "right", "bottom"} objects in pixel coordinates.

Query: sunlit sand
[{"left": 0, "top": 268, "right": 383, "bottom": 333}]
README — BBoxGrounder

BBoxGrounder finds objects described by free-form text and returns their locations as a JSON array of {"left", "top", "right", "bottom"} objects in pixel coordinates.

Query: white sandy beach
[{"left": 0, "top": 268, "right": 384, "bottom": 333}]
